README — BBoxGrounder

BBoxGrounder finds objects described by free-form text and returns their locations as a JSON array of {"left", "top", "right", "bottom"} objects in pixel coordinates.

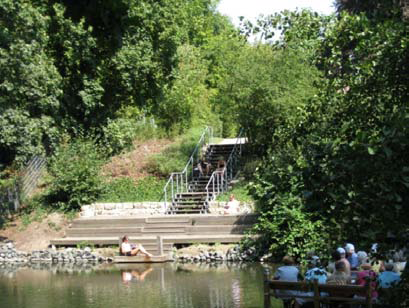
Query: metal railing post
[{"left": 164, "top": 189, "right": 168, "bottom": 212}]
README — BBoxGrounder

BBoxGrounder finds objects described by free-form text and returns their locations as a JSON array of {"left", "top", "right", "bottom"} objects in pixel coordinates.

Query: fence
[
  {"left": 0, "top": 156, "right": 46, "bottom": 213},
  {"left": 205, "top": 129, "right": 245, "bottom": 205},
  {"left": 163, "top": 126, "right": 213, "bottom": 212}
]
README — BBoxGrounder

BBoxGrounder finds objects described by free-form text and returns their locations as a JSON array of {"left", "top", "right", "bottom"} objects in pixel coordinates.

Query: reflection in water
[
  {"left": 0, "top": 262, "right": 265, "bottom": 308},
  {"left": 121, "top": 266, "right": 154, "bottom": 284}
]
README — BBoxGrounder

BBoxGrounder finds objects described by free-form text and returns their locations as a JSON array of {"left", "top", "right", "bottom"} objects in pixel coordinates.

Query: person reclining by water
[{"left": 120, "top": 235, "right": 153, "bottom": 257}]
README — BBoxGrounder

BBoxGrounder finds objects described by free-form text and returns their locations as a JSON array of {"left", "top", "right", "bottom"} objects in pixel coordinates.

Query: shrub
[
  {"left": 216, "top": 181, "right": 254, "bottom": 203},
  {"left": 252, "top": 195, "right": 330, "bottom": 262},
  {"left": 45, "top": 139, "right": 104, "bottom": 211},
  {"left": 99, "top": 176, "right": 165, "bottom": 202},
  {"left": 102, "top": 116, "right": 161, "bottom": 155}
]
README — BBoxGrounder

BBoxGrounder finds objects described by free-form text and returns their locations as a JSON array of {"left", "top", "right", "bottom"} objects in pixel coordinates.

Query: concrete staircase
[
  {"left": 51, "top": 214, "right": 258, "bottom": 255},
  {"left": 171, "top": 143, "right": 237, "bottom": 214}
]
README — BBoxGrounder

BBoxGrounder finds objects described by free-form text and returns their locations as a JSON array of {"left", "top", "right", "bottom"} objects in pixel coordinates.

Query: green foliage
[
  {"left": 99, "top": 176, "right": 165, "bottom": 202},
  {"left": 1, "top": 0, "right": 232, "bottom": 171},
  {"left": 216, "top": 44, "right": 320, "bottom": 154},
  {"left": 242, "top": 9, "right": 332, "bottom": 55},
  {"left": 0, "top": 0, "right": 62, "bottom": 167},
  {"left": 253, "top": 200, "right": 330, "bottom": 262},
  {"left": 101, "top": 116, "right": 161, "bottom": 155},
  {"left": 145, "top": 128, "right": 203, "bottom": 176},
  {"left": 45, "top": 139, "right": 104, "bottom": 211},
  {"left": 216, "top": 181, "right": 254, "bottom": 203},
  {"left": 159, "top": 44, "right": 219, "bottom": 132},
  {"left": 247, "top": 4, "right": 409, "bottom": 263}
]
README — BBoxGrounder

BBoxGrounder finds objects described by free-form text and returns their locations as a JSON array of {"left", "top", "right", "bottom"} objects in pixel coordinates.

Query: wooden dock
[{"left": 113, "top": 255, "right": 171, "bottom": 263}]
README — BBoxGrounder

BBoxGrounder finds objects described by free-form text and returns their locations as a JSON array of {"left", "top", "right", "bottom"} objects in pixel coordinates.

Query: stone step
[
  {"left": 172, "top": 205, "right": 203, "bottom": 210},
  {"left": 173, "top": 200, "right": 205, "bottom": 205},
  {"left": 66, "top": 227, "right": 186, "bottom": 237},
  {"left": 50, "top": 234, "right": 248, "bottom": 247},
  {"left": 145, "top": 217, "right": 191, "bottom": 224},
  {"left": 174, "top": 195, "right": 207, "bottom": 199},
  {"left": 72, "top": 214, "right": 257, "bottom": 227},
  {"left": 170, "top": 209, "right": 204, "bottom": 214},
  {"left": 185, "top": 225, "right": 252, "bottom": 234}
]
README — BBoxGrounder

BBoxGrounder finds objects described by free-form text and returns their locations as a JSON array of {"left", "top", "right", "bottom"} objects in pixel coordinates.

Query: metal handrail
[
  {"left": 204, "top": 129, "right": 245, "bottom": 207},
  {"left": 163, "top": 126, "right": 213, "bottom": 213}
]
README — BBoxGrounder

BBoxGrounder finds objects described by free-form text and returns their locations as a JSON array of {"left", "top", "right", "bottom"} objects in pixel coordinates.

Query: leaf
[
  {"left": 383, "top": 146, "right": 392, "bottom": 158},
  {"left": 367, "top": 147, "right": 375, "bottom": 155}
]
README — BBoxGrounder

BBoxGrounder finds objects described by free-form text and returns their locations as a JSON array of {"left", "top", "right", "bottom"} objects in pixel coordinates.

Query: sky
[{"left": 217, "top": 0, "right": 335, "bottom": 26}]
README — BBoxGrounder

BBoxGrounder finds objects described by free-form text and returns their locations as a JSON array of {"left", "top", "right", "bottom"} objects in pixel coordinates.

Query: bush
[
  {"left": 252, "top": 196, "right": 330, "bottom": 262},
  {"left": 45, "top": 139, "right": 104, "bottom": 211},
  {"left": 99, "top": 176, "right": 165, "bottom": 202},
  {"left": 216, "top": 181, "right": 254, "bottom": 203},
  {"left": 102, "top": 116, "right": 161, "bottom": 155}
]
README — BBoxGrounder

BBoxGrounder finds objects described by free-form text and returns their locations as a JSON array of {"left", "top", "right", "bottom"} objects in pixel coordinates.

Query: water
[{"left": 0, "top": 263, "right": 281, "bottom": 308}]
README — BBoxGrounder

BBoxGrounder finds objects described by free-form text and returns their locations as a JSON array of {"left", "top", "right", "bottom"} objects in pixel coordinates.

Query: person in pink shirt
[{"left": 356, "top": 263, "right": 378, "bottom": 299}]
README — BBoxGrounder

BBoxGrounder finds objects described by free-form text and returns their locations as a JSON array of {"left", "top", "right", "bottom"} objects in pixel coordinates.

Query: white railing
[
  {"left": 204, "top": 129, "right": 245, "bottom": 208},
  {"left": 163, "top": 127, "right": 213, "bottom": 213}
]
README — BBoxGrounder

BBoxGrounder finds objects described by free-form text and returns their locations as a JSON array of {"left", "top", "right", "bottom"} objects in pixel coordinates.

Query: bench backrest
[{"left": 265, "top": 279, "right": 372, "bottom": 308}]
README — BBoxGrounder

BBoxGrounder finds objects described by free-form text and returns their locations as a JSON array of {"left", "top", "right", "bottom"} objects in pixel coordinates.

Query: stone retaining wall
[
  {"left": 208, "top": 201, "right": 254, "bottom": 215},
  {"left": 80, "top": 201, "right": 255, "bottom": 217},
  {"left": 81, "top": 202, "right": 166, "bottom": 217}
]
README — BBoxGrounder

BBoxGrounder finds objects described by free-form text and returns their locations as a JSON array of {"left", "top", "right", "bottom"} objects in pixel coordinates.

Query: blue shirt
[
  {"left": 305, "top": 267, "right": 328, "bottom": 284},
  {"left": 274, "top": 265, "right": 299, "bottom": 281},
  {"left": 348, "top": 253, "right": 359, "bottom": 269},
  {"left": 378, "top": 271, "right": 401, "bottom": 288},
  {"left": 274, "top": 266, "right": 299, "bottom": 299}
]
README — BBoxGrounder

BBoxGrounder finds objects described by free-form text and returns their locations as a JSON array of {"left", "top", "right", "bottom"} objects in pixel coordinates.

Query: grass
[
  {"left": 145, "top": 127, "right": 204, "bottom": 176},
  {"left": 99, "top": 176, "right": 166, "bottom": 202},
  {"left": 216, "top": 180, "right": 254, "bottom": 203}
]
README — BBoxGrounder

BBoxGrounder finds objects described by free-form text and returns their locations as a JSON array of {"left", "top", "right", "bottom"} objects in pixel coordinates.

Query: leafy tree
[
  {"left": 0, "top": 0, "right": 62, "bottom": 167},
  {"left": 216, "top": 44, "right": 320, "bottom": 153},
  {"left": 159, "top": 44, "right": 218, "bottom": 132},
  {"left": 45, "top": 139, "right": 104, "bottom": 210},
  {"left": 249, "top": 5, "right": 409, "bottom": 258}
]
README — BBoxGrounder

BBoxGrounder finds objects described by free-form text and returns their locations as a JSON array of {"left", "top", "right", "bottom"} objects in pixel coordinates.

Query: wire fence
[{"left": 0, "top": 156, "right": 46, "bottom": 214}]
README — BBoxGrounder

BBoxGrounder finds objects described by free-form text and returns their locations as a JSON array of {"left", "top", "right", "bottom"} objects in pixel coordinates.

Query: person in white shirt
[
  {"left": 224, "top": 194, "right": 239, "bottom": 214},
  {"left": 121, "top": 235, "right": 153, "bottom": 257}
]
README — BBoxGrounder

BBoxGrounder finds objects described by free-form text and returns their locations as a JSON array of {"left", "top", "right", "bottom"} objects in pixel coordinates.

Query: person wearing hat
[
  {"left": 304, "top": 256, "right": 328, "bottom": 284},
  {"left": 357, "top": 250, "right": 369, "bottom": 266},
  {"left": 345, "top": 243, "right": 359, "bottom": 270},
  {"left": 337, "top": 247, "right": 351, "bottom": 276},
  {"left": 295, "top": 256, "right": 328, "bottom": 307}
]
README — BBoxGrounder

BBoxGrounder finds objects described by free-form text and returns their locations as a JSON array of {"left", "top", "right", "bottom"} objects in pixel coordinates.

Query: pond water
[{"left": 0, "top": 262, "right": 283, "bottom": 308}]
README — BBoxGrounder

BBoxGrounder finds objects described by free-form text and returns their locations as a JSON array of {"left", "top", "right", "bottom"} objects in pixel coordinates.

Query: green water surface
[{"left": 0, "top": 263, "right": 283, "bottom": 308}]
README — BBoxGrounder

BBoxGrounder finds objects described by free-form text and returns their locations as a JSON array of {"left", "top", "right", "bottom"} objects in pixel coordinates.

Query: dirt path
[
  {"left": 0, "top": 212, "right": 72, "bottom": 251},
  {"left": 101, "top": 138, "right": 174, "bottom": 181}
]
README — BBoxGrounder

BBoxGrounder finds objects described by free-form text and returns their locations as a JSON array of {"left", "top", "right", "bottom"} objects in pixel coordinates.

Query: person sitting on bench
[{"left": 120, "top": 235, "right": 153, "bottom": 257}]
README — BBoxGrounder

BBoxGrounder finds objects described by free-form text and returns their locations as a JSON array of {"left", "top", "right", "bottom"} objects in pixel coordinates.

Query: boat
[{"left": 113, "top": 255, "right": 172, "bottom": 263}]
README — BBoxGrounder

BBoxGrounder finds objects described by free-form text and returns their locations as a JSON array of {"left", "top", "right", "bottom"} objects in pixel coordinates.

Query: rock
[{"left": 84, "top": 247, "right": 92, "bottom": 253}]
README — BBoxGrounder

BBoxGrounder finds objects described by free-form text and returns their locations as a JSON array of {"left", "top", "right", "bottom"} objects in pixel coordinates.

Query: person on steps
[
  {"left": 121, "top": 235, "right": 153, "bottom": 257},
  {"left": 224, "top": 194, "right": 239, "bottom": 214}
]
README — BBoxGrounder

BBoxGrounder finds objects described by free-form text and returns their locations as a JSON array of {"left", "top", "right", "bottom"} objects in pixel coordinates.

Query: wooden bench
[{"left": 263, "top": 270, "right": 372, "bottom": 308}]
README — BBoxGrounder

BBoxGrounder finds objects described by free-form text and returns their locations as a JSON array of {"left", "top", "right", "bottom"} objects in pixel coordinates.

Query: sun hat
[
  {"left": 337, "top": 247, "right": 346, "bottom": 254},
  {"left": 345, "top": 243, "right": 355, "bottom": 253}
]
